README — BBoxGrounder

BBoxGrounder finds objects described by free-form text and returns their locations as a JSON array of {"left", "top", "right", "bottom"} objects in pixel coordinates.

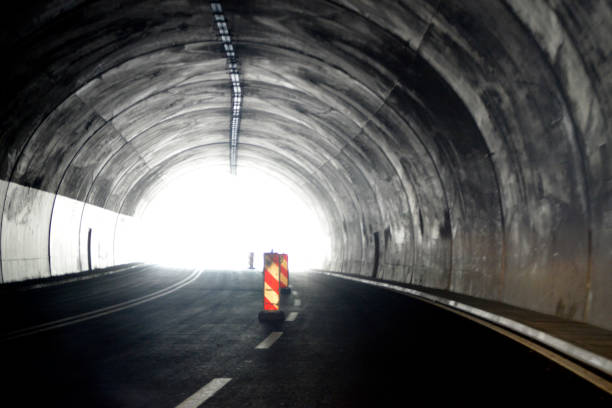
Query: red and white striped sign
[
  {"left": 263, "top": 253, "right": 280, "bottom": 311},
  {"left": 280, "top": 253, "right": 289, "bottom": 289}
]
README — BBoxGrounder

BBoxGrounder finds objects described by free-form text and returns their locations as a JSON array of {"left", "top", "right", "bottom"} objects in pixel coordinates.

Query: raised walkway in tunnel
[
  {"left": 317, "top": 271, "right": 612, "bottom": 381},
  {"left": 1, "top": 266, "right": 610, "bottom": 406}
]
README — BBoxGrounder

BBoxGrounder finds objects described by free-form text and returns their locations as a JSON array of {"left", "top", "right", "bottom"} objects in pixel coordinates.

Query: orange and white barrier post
[
  {"left": 280, "top": 253, "right": 291, "bottom": 294},
  {"left": 258, "top": 252, "right": 285, "bottom": 322}
]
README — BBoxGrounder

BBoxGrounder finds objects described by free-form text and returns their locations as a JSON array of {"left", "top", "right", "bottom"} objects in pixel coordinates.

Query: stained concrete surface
[
  {"left": 0, "top": 1, "right": 611, "bottom": 333},
  {"left": 1, "top": 268, "right": 610, "bottom": 406}
]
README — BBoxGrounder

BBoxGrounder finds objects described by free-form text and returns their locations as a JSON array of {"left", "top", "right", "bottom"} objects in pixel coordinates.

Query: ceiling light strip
[{"left": 211, "top": 1, "right": 242, "bottom": 175}]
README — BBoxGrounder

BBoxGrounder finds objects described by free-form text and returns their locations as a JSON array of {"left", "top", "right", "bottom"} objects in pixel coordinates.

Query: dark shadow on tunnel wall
[
  {"left": 372, "top": 231, "right": 379, "bottom": 279},
  {"left": 87, "top": 228, "right": 92, "bottom": 273}
]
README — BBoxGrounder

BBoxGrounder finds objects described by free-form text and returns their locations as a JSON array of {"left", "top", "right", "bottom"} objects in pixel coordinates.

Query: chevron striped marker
[
  {"left": 264, "top": 253, "right": 280, "bottom": 310},
  {"left": 259, "top": 252, "right": 285, "bottom": 322},
  {"left": 280, "top": 253, "right": 291, "bottom": 294}
]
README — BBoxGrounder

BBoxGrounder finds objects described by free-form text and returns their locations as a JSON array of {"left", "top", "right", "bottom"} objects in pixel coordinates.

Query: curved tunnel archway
[{"left": 0, "top": 0, "right": 610, "bottom": 332}]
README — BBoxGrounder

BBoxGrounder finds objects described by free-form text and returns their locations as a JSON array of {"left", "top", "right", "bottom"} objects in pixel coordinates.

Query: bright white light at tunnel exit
[{"left": 135, "top": 167, "right": 331, "bottom": 271}]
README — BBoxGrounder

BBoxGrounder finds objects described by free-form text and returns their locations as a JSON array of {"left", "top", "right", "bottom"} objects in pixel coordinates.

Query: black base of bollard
[
  {"left": 280, "top": 287, "right": 292, "bottom": 295},
  {"left": 258, "top": 310, "right": 285, "bottom": 322}
]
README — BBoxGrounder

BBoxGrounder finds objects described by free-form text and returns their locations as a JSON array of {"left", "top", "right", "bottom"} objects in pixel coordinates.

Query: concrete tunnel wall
[
  {"left": 0, "top": 179, "right": 138, "bottom": 281},
  {"left": 0, "top": 1, "right": 611, "bottom": 330}
]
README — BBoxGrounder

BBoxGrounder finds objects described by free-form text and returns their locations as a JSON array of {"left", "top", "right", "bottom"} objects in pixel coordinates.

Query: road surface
[{"left": 1, "top": 266, "right": 609, "bottom": 406}]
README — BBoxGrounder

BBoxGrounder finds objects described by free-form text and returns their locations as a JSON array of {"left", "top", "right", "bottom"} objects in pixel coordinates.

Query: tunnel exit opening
[{"left": 133, "top": 167, "right": 331, "bottom": 272}]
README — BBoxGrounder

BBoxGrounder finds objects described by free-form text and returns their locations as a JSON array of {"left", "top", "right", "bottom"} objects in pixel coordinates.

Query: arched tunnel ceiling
[{"left": 1, "top": 1, "right": 612, "bottom": 330}]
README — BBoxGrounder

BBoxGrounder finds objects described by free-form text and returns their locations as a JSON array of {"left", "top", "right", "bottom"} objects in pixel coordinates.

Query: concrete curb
[{"left": 318, "top": 270, "right": 612, "bottom": 377}]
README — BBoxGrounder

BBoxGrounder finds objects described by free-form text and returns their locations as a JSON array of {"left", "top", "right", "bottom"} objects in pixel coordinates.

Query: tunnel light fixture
[{"left": 211, "top": 1, "right": 242, "bottom": 175}]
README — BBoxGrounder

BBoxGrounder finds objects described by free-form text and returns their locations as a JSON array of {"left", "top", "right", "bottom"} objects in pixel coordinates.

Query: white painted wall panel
[
  {"left": 0, "top": 179, "right": 8, "bottom": 283},
  {"left": 0, "top": 181, "right": 138, "bottom": 283},
  {"left": 114, "top": 214, "right": 139, "bottom": 265},
  {"left": 1, "top": 183, "right": 54, "bottom": 282},
  {"left": 50, "top": 194, "right": 85, "bottom": 276},
  {"left": 80, "top": 203, "right": 122, "bottom": 270}
]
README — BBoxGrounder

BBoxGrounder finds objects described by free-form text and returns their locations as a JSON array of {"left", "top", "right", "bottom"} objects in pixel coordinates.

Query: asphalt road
[{"left": 1, "top": 266, "right": 610, "bottom": 407}]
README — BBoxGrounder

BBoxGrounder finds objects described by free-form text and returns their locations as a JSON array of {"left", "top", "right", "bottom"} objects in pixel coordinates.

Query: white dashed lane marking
[
  {"left": 285, "top": 312, "right": 298, "bottom": 322},
  {"left": 175, "top": 378, "right": 231, "bottom": 408},
  {"left": 255, "top": 331, "right": 283, "bottom": 349}
]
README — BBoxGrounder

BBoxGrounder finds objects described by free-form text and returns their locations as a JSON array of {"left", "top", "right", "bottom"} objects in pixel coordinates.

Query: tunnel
[{"left": 1, "top": 0, "right": 611, "bottom": 406}]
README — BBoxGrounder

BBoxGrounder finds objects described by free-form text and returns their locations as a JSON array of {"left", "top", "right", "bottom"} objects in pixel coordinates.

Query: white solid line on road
[
  {"left": 2, "top": 269, "right": 202, "bottom": 342},
  {"left": 24, "top": 264, "right": 151, "bottom": 290},
  {"left": 294, "top": 298, "right": 301, "bottom": 307},
  {"left": 175, "top": 378, "right": 231, "bottom": 408},
  {"left": 255, "top": 331, "right": 283, "bottom": 349},
  {"left": 286, "top": 312, "right": 298, "bottom": 322}
]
